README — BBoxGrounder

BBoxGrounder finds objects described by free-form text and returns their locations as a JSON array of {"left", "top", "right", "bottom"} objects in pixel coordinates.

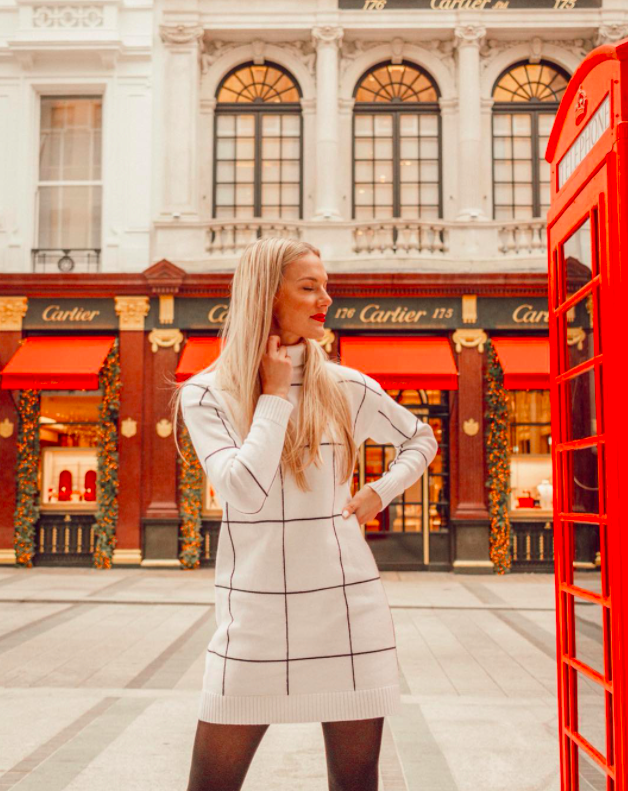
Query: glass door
[
  {"left": 353, "top": 389, "right": 448, "bottom": 567},
  {"left": 549, "top": 165, "right": 614, "bottom": 789}
]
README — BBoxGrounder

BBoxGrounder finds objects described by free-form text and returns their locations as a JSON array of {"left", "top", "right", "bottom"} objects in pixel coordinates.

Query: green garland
[
  {"left": 484, "top": 339, "right": 512, "bottom": 574},
  {"left": 14, "top": 390, "right": 41, "bottom": 567},
  {"left": 178, "top": 423, "right": 203, "bottom": 570},
  {"left": 93, "top": 341, "right": 121, "bottom": 569}
]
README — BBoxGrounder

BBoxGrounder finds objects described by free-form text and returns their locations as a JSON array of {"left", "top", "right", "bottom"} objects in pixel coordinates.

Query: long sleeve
[
  {"left": 180, "top": 381, "right": 294, "bottom": 514},
  {"left": 362, "top": 377, "right": 439, "bottom": 512}
]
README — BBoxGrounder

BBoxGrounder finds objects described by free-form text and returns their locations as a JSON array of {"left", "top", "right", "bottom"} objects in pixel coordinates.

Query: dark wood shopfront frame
[{"left": 0, "top": 265, "right": 550, "bottom": 570}]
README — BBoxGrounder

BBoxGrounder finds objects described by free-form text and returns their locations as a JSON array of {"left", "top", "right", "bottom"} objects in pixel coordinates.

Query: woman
[{"left": 176, "top": 237, "right": 438, "bottom": 791}]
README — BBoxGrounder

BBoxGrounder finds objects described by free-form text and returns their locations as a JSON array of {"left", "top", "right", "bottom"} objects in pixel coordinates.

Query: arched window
[
  {"left": 353, "top": 61, "right": 441, "bottom": 220},
  {"left": 492, "top": 60, "right": 569, "bottom": 220},
  {"left": 214, "top": 63, "right": 302, "bottom": 219}
]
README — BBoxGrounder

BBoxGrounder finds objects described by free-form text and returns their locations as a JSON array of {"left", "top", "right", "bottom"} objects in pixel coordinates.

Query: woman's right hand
[{"left": 260, "top": 335, "right": 292, "bottom": 400}]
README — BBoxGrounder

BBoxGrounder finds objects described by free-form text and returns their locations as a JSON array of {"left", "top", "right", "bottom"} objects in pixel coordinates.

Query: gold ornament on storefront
[
  {"left": 452, "top": 328, "right": 487, "bottom": 353},
  {"left": 156, "top": 419, "right": 173, "bottom": 438},
  {"left": 463, "top": 418, "right": 479, "bottom": 437},
  {"left": 0, "top": 418, "right": 14, "bottom": 438},
  {"left": 0, "top": 297, "right": 28, "bottom": 331},
  {"left": 120, "top": 417, "right": 138, "bottom": 438},
  {"left": 114, "top": 296, "right": 150, "bottom": 331},
  {"left": 148, "top": 328, "right": 183, "bottom": 353},
  {"left": 461, "top": 295, "right": 478, "bottom": 325}
]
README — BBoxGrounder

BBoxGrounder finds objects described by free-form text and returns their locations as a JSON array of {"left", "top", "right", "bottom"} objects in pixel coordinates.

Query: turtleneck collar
[{"left": 284, "top": 340, "right": 306, "bottom": 382}]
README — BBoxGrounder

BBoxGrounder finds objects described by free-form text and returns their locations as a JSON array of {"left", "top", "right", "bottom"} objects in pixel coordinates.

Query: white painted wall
[{"left": 1, "top": 0, "right": 625, "bottom": 274}]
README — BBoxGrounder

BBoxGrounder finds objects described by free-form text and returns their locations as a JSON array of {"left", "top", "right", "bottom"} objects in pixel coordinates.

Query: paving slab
[{"left": 0, "top": 568, "right": 565, "bottom": 790}]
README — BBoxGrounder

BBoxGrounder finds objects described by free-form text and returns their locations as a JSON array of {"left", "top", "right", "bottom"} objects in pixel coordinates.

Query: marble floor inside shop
[{"left": 0, "top": 567, "right": 570, "bottom": 791}]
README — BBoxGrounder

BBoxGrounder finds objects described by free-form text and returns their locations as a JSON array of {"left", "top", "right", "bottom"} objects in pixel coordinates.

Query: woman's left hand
[{"left": 342, "top": 485, "right": 383, "bottom": 525}]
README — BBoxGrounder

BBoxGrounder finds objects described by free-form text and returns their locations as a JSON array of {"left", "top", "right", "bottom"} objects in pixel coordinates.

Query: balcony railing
[
  {"left": 352, "top": 221, "right": 449, "bottom": 255},
  {"left": 207, "top": 222, "right": 302, "bottom": 256},
  {"left": 497, "top": 221, "right": 547, "bottom": 255},
  {"left": 32, "top": 248, "right": 101, "bottom": 273},
  {"left": 198, "top": 218, "right": 548, "bottom": 261}
]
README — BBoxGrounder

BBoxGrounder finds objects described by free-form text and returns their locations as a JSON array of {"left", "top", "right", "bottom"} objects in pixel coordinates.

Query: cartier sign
[{"left": 26, "top": 299, "right": 117, "bottom": 329}]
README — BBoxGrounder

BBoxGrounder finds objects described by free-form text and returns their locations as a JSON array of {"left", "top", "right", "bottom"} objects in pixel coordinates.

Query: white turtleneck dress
[{"left": 180, "top": 341, "right": 438, "bottom": 725}]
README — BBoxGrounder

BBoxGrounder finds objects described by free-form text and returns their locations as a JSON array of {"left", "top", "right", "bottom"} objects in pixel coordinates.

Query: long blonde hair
[{"left": 174, "top": 237, "right": 358, "bottom": 491}]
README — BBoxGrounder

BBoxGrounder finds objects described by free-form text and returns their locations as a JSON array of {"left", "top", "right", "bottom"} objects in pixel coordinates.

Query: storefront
[{"left": 0, "top": 263, "right": 586, "bottom": 572}]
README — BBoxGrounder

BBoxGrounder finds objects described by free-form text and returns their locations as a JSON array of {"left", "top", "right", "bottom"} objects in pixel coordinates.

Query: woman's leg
[
  {"left": 186, "top": 721, "right": 270, "bottom": 791},
  {"left": 321, "top": 717, "right": 384, "bottom": 791}
]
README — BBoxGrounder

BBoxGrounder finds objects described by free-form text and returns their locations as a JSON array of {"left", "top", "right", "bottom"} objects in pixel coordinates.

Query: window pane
[
  {"left": 38, "top": 185, "right": 101, "bottom": 248},
  {"left": 420, "top": 183, "right": 439, "bottom": 205},
  {"left": 513, "top": 137, "right": 532, "bottom": 158},
  {"left": 574, "top": 599, "right": 605, "bottom": 677},
  {"left": 401, "top": 184, "right": 419, "bottom": 205},
  {"left": 355, "top": 115, "right": 373, "bottom": 136},
  {"left": 355, "top": 161, "right": 373, "bottom": 181},
  {"left": 374, "top": 114, "right": 393, "bottom": 135},
  {"left": 578, "top": 748, "right": 608, "bottom": 791},
  {"left": 281, "top": 115, "right": 300, "bottom": 136},
  {"left": 399, "top": 114, "right": 419, "bottom": 136},
  {"left": 561, "top": 445, "right": 599, "bottom": 514},
  {"left": 281, "top": 138, "right": 300, "bottom": 159},
  {"left": 355, "top": 139, "right": 374, "bottom": 159},
  {"left": 216, "top": 115, "right": 235, "bottom": 135},
  {"left": 512, "top": 114, "right": 532, "bottom": 135},
  {"left": 235, "top": 184, "right": 254, "bottom": 205},
  {"left": 400, "top": 138, "right": 419, "bottom": 159},
  {"left": 374, "top": 183, "right": 393, "bottom": 205},
  {"left": 215, "top": 161, "right": 233, "bottom": 183},
  {"left": 355, "top": 185, "right": 374, "bottom": 205},
  {"left": 493, "top": 114, "right": 512, "bottom": 135},
  {"left": 215, "top": 184, "right": 234, "bottom": 206},
  {"left": 235, "top": 160, "right": 254, "bottom": 183},
  {"left": 564, "top": 217, "right": 593, "bottom": 294},
  {"left": 374, "top": 160, "right": 393, "bottom": 183},
  {"left": 236, "top": 137, "right": 255, "bottom": 159},
  {"left": 281, "top": 184, "right": 300, "bottom": 205},
  {"left": 374, "top": 138, "right": 393, "bottom": 158},
  {"left": 40, "top": 97, "right": 102, "bottom": 182},
  {"left": 216, "top": 138, "right": 235, "bottom": 159},
  {"left": 420, "top": 161, "right": 439, "bottom": 182},
  {"left": 261, "top": 160, "right": 280, "bottom": 182},
  {"left": 420, "top": 114, "right": 439, "bottom": 135},
  {"left": 420, "top": 138, "right": 439, "bottom": 159},
  {"left": 494, "top": 137, "right": 513, "bottom": 158},
  {"left": 281, "top": 160, "right": 300, "bottom": 182},
  {"left": 261, "top": 115, "right": 281, "bottom": 135}
]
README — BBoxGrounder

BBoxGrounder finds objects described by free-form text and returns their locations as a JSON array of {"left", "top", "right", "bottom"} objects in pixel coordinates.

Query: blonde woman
[{"left": 176, "top": 238, "right": 438, "bottom": 791}]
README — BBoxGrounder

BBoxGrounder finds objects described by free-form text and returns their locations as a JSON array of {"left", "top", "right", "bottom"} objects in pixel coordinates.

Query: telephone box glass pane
[
  {"left": 574, "top": 599, "right": 605, "bottom": 676},
  {"left": 561, "top": 446, "right": 599, "bottom": 514},
  {"left": 562, "top": 368, "right": 598, "bottom": 441},
  {"left": 564, "top": 218, "right": 594, "bottom": 298},
  {"left": 568, "top": 522, "right": 602, "bottom": 595},
  {"left": 578, "top": 748, "right": 608, "bottom": 790},
  {"left": 576, "top": 672, "right": 608, "bottom": 758}
]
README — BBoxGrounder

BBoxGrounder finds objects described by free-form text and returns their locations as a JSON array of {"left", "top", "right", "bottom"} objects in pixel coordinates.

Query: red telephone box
[{"left": 546, "top": 38, "right": 628, "bottom": 790}]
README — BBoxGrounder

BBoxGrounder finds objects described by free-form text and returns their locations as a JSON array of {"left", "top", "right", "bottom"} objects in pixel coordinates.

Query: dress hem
[{"left": 197, "top": 683, "right": 402, "bottom": 725}]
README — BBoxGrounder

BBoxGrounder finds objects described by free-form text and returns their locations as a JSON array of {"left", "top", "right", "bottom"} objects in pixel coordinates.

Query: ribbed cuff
[
  {"left": 255, "top": 394, "right": 294, "bottom": 427},
  {"left": 366, "top": 475, "right": 401, "bottom": 512}
]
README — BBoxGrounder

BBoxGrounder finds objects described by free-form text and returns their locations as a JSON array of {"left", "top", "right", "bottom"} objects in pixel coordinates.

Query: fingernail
[{"left": 342, "top": 509, "right": 349, "bottom": 519}]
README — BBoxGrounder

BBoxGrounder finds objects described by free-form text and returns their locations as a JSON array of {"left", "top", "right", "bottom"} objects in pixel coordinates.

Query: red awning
[
  {"left": 0, "top": 336, "right": 115, "bottom": 390},
  {"left": 492, "top": 337, "right": 550, "bottom": 390},
  {"left": 340, "top": 337, "right": 458, "bottom": 390},
  {"left": 175, "top": 338, "right": 221, "bottom": 383}
]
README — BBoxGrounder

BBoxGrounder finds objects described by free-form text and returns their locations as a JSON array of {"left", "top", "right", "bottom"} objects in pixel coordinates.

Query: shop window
[
  {"left": 39, "top": 393, "right": 99, "bottom": 508},
  {"left": 35, "top": 96, "right": 102, "bottom": 273},
  {"left": 352, "top": 61, "right": 442, "bottom": 221},
  {"left": 214, "top": 62, "right": 302, "bottom": 221},
  {"left": 354, "top": 389, "right": 449, "bottom": 534},
  {"left": 492, "top": 61, "right": 570, "bottom": 220},
  {"left": 507, "top": 390, "right": 553, "bottom": 512}
]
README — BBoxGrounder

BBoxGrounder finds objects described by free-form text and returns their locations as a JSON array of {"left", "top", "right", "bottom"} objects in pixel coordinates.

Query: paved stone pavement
[{"left": 0, "top": 567, "right": 580, "bottom": 790}]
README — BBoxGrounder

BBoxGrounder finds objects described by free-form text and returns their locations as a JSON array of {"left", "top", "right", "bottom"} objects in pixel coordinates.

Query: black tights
[{"left": 186, "top": 716, "right": 384, "bottom": 791}]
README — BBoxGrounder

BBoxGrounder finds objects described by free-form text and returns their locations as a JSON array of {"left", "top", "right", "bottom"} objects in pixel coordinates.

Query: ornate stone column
[
  {"left": 450, "top": 327, "right": 492, "bottom": 573},
  {"left": 454, "top": 25, "right": 486, "bottom": 221},
  {"left": 114, "top": 296, "right": 150, "bottom": 565},
  {"left": 0, "top": 298, "right": 27, "bottom": 564},
  {"left": 159, "top": 23, "right": 204, "bottom": 219},
  {"left": 312, "top": 26, "right": 343, "bottom": 220}
]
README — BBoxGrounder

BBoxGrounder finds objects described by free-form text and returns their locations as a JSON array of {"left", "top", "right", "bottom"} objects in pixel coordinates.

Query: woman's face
[{"left": 271, "top": 252, "right": 333, "bottom": 345}]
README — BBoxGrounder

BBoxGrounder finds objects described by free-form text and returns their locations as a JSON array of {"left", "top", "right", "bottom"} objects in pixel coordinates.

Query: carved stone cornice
[
  {"left": 283, "top": 40, "right": 317, "bottom": 76},
  {"left": 115, "top": 296, "right": 150, "bottom": 331},
  {"left": 455, "top": 25, "right": 487, "bottom": 49},
  {"left": 597, "top": 24, "right": 628, "bottom": 46},
  {"left": 159, "top": 24, "right": 204, "bottom": 48},
  {"left": 312, "top": 26, "right": 344, "bottom": 49},
  {"left": 148, "top": 329, "right": 184, "bottom": 353},
  {"left": 452, "top": 328, "right": 487, "bottom": 353},
  {"left": 201, "top": 40, "right": 242, "bottom": 73},
  {"left": 480, "top": 36, "right": 595, "bottom": 71},
  {"left": 0, "top": 297, "right": 28, "bottom": 331}
]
